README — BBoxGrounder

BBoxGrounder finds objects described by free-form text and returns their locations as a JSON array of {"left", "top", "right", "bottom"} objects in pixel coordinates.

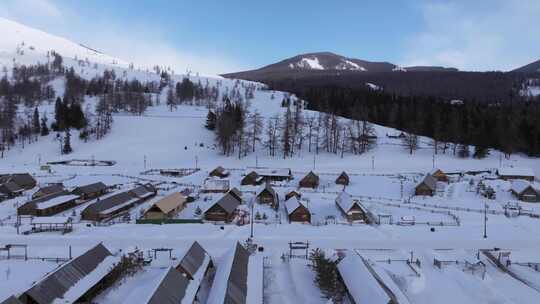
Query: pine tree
[
  {"left": 205, "top": 110, "right": 216, "bottom": 130},
  {"left": 40, "top": 114, "right": 49, "bottom": 136},
  {"left": 62, "top": 128, "right": 73, "bottom": 154},
  {"left": 32, "top": 107, "right": 40, "bottom": 134}
]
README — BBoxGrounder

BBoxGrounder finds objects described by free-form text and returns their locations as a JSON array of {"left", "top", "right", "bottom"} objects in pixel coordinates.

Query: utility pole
[
  {"left": 483, "top": 203, "right": 488, "bottom": 239},
  {"left": 195, "top": 156, "right": 198, "bottom": 169},
  {"left": 255, "top": 155, "right": 258, "bottom": 168},
  {"left": 144, "top": 155, "right": 147, "bottom": 170},
  {"left": 250, "top": 198, "right": 254, "bottom": 239},
  {"left": 313, "top": 153, "right": 316, "bottom": 170},
  {"left": 432, "top": 154, "right": 435, "bottom": 169},
  {"left": 372, "top": 156, "right": 375, "bottom": 170}
]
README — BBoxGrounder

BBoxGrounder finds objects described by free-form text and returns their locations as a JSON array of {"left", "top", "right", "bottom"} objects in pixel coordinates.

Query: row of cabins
[
  {"left": 81, "top": 184, "right": 157, "bottom": 222},
  {"left": 8, "top": 241, "right": 217, "bottom": 304},
  {"left": 17, "top": 182, "right": 108, "bottom": 217},
  {"left": 0, "top": 173, "right": 37, "bottom": 200},
  {"left": 240, "top": 168, "right": 350, "bottom": 188}
]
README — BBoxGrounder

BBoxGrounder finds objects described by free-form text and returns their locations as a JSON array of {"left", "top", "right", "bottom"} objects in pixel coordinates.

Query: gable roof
[
  {"left": 130, "top": 184, "right": 156, "bottom": 199},
  {"left": 23, "top": 243, "right": 114, "bottom": 304},
  {"left": 82, "top": 191, "right": 136, "bottom": 215},
  {"left": 417, "top": 174, "right": 437, "bottom": 191},
  {"left": 72, "top": 182, "right": 107, "bottom": 195},
  {"left": 149, "top": 192, "right": 186, "bottom": 214},
  {"left": 177, "top": 241, "right": 211, "bottom": 278},
  {"left": 147, "top": 267, "right": 190, "bottom": 304},
  {"left": 284, "top": 197, "right": 309, "bottom": 216},
  {"left": 338, "top": 254, "right": 393, "bottom": 304},
  {"left": 511, "top": 180, "right": 540, "bottom": 195},
  {"left": 207, "top": 242, "right": 249, "bottom": 304},
  {"left": 33, "top": 184, "right": 64, "bottom": 198},
  {"left": 0, "top": 296, "right": 22, "bottom": 304},
  {"left": 7, "top": 173, "right": 36, "bottom": 188},
  {"left": 336, "top": 171, "right": 349, "bottom": 181},
  {"left": 0, "top": 181, "right": 24, "bottom": 194},
  {"left": 228, "top": 187, "right": 243, "bottom": 202},
  {"left": 207, "top": 193, "right": 241, "bottom": 214},
  {"left": 19, "top": 190, "right": 72, "bottom": 211},
  {"left": 336, "top": 191, "right": 362, "bottom": 212},
  {"left": 301, "top": 171, "right": 319, "bottom": 182},
  {"left": 257, "top": 183, "right": 277, "bottom": 198},
  {"left": 210, "top": 166, "right": 229, "bottom": 176}
]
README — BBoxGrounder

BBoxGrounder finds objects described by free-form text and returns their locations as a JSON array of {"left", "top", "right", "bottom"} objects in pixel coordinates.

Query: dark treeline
[{"left": 283, "top": 84, "right": 540, "bottom": 157}]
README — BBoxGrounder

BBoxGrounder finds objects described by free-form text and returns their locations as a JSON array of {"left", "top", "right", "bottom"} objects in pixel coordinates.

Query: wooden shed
[
  {"left": 285, "top": 190, "right": 301, "bottom": 201},
  {"left": 335, "top": 191, "right": 368, "bottom": 222},
  {"left": 335, "top": 171, "right": 350, "bottom": 186},
  {"left": 299, "top": 171, "right": 319, "bottom": 189},
  {"left": 415, "top": 174, "right": 437, "bottom": 196},
  {"left": 511, "top": 180, "right": 540, "bottom": 202},
  {"left": 32, "top": 183, "right": 64, "bottom": 199},
  {"left": 284, "top": 197, "right": 311, "bottom": 223},
  {"left": 256, "top": 184, "right": 279, "bottom": 209},
  {"left": 72, "top": 182, "right": 108, "bottom": 201},
  {"left": 143, "top": 192, "right": 187, "bottom": 219},
  {"left": 430, "top": 169, "right": 449, "bottom": 182},
  {"left": 209, "top": 166, "right": 229, "bottom": 178},
  {"left": 204, "top": 193, "right": 240, "bottom": 222}
]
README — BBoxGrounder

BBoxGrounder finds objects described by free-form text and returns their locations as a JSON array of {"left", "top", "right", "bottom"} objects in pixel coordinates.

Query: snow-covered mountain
[{"left": 0, "top": 17, "right": 127, "bottom": 71}]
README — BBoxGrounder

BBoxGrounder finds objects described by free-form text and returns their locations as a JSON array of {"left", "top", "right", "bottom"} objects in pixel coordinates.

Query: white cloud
[{"left": 401, "top": 0, "right": 540, "bottom": 71}]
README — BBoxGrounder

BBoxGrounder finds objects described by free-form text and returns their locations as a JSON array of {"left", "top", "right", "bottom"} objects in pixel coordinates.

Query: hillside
[{"left": 512, "top": 59, "right": 540, "bottom": 73}]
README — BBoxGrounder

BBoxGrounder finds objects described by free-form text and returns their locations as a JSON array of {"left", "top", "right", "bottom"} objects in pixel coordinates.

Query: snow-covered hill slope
[{"left": 0, "top": 17, "right": 127, "bottom": 69}]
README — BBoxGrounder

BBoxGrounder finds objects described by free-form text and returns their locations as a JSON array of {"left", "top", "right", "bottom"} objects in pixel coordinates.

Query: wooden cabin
[
  {"left": 19, "top": 244, "right": 121, "bottom": 304},
  {"left": 335, "top": 192, "right": 368, "bottom": 222},
  {"left": 201, "top": 178, "right": 230, "bottom": 193},
  {"left": 285, "top": 190, "right": 301, "bottom": 201},
  {"left": 335, "top": 171, "right": 350, "bottom": 186},
  {"left": 203, "top": 193, "right": 240, "bottom": 222},
  {"left": 143, "top": 192, "right": 187, "bottom": 219},
  {"left": 284, "top": 197, "right": 311, "bottom": 223},
  {"left": 511, "top": 180, "right": 540, "bottom": 202},
  {"left": 415, "top": 174, "right": 437, "bottom": 196},
  {"left": 256, "top": 184, "right": 279, "bottom": 209},
  {"left": 299, "top": 171, "right": 319, "bottom": 189},
  {"left": 18, "top": 191, "right": 80, "bottom": 217},
  {"left": 32, "top": 184, "right": 64, "bottom": 199},
  {"left": 497, "top": 167, "right": 535, "bottom": 182},
  {"left": 72, "top": 182, "right": 108, "bottom": 200},
  {"left": 240, "top": 171, "right": 262, "bottom": 186},
  {"left": 430, "top": 169, "right": 449, "bottom": 182},
  {"left": 209, "top": 166, "right": 230, "bottom": 178}
]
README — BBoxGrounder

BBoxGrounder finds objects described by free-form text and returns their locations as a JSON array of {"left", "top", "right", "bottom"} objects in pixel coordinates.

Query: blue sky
[{"left": 1, "top": 0, "right": 539, "bottom": 74}]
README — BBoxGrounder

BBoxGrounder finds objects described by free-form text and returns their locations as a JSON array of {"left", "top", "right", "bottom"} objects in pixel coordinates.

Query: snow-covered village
[{"left": 1, "top": 2, "right": 540, "bottom": 304}]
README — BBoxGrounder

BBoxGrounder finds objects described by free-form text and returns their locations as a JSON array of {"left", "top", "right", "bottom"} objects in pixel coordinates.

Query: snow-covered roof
[
  {"left": 249, "top": 168, "right": 291, "bottom": 177},
  {"left": 284, "top": 197, "right": 308, "bottom": 216},
  {"left": 23, "top": 243, "right": 117, "bottom": 304},
  {"left": 176, "top": 241, "right": 212, "bottom": 279},
  {"left": 204, "top": 193, "right": 241, "bottom": 214},
  {"left": 72, "top": 182, "right": 107, "bottom": 195},
  {"left": 148, "top": 192, "right": 186, "bottom": 214},
  {"left": 145, "top": 267, "right": 191, "bottom": 304},
  {"left": 203, "top": 178, "right": 230, "bottom": 191},
  {"left": 337, "top": 254, "right": 392, "bottom": 304},
  {"left": 207, "top": 242, "right": 251, "bottom": 304},
  {"left": 336, "top": 191, "right": 361, "bottom": 213},
  {"left": 511, "top": 180, "right": 539, "bottom": 194},
  {"left": 498, "top": 167, "right": 535, "bottom": 177},
  {"left": 35, "top": 194, "right": 79, "bottom": 210}
]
